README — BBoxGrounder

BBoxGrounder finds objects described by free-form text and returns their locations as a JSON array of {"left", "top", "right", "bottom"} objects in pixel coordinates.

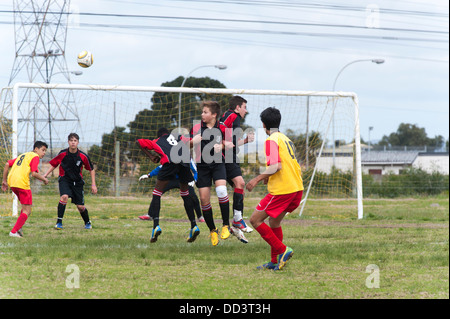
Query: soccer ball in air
[{"left": 77, "top": 50, "right": 93, "bottom": 68}]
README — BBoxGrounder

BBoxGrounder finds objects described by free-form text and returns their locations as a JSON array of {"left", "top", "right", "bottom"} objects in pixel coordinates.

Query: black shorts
[
  {"left": 162, "top": 179, "right": 182, "bottom": 192},
  {"left": 161, "top": 179, "right": 197, "bottom": 197},
  {"left": 157, "top": 163, "right": 194, "bottom": 184},
  {"left": 59, "top": 176, "right": 85, "bottom": 205},
  {"left": 196, "top": 163, "right": 227, "bottom": 188},
  {"left": 225, "top": 162, "right": 242, "bottom": 187}
]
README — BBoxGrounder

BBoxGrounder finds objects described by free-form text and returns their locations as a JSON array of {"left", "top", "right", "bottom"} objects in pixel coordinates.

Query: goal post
[{"left": 2, "top": 82, "right": 363, "bottom": 219}]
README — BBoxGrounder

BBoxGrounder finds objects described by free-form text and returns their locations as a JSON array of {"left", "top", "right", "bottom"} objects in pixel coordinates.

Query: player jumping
[
  {"left": 137, "top": 127, "right": 199, "bottom": 243},
  {"left": 220, "top": 95, "right": 254, "bottom": 233},
  {"left": 191, "top": 101, "right": 248, "bottom": 246},
  {"left": 138, "top": 157, "right": 204, "bottom": 223}
]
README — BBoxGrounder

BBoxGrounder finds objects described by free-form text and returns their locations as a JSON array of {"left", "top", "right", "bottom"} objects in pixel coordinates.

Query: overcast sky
[{"left": 0, "top": 0, "right": 448, "bottom": 144}]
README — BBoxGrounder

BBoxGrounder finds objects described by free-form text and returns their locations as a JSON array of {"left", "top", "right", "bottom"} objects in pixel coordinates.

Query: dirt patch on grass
[
  {"left": 282, "top": 219, "right": 448, "bottom": 229},
  {"left": 151, "top": 217, "right": 447, "bottom": 230}
]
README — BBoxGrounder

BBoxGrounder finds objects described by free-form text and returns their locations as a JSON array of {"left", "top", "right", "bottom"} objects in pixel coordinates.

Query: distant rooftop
[{"left": 362, "top": 151, "right": 418, "bottom": 165}]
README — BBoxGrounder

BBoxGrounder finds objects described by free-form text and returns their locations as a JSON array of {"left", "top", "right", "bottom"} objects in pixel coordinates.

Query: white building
[
  {"left": 412, "top": 152, "right": 448, "bottom": 174},
  {"left": 316, "top": 144, "right": 449, "bottom": 175}
]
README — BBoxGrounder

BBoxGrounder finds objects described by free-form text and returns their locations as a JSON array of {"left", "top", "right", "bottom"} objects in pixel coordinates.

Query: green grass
[{"left": 0, "top": 194, "right": 448, "bottom": 299}]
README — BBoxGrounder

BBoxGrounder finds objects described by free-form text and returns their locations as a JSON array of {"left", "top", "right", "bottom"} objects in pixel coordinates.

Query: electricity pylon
[{"left": 8, "top": 0, "right": 80, "bottom": 156}]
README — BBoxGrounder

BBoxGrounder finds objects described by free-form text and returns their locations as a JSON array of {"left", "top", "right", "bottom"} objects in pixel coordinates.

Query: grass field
[{"left": 0, "top": 193, "right": 448, "bottom": 299}]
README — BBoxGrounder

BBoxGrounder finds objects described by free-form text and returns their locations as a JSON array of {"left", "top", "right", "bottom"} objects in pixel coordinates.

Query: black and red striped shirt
[
  {"left": 190, "top": 121, "right": 227, "bottom": 164},
  {"left": 49, "top": 148, "right": 94, "bottom": 182},
  {"left": 137, "top": 133, "right": 190, "bottom": 166},
  {"left": 220, "top": 109, "right": 242, "bottom": 157}
]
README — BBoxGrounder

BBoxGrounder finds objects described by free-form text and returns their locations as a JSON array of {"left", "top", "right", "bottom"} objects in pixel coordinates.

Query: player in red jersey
[
  {"left": 2, "top": 141, "right": 49, "bottom": 237},
  {"left": 44, "top": 133, "right": 97, "bottom": 230}
]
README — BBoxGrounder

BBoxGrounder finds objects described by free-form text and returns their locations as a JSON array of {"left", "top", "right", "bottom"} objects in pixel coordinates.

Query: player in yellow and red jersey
[
  {"left": 246, "top": 107, "right": 304, "bottom": 271},
  {"left": 2, "top": 141, "right": 49, "bottom": 238}
]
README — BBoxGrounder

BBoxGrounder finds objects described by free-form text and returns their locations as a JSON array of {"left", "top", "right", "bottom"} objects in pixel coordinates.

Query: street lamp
[
  {"left": 52, "top": 70, "right": 83, "bottom": 77},
  {"left": 178, "top": 64, "right": 227, "bottom": 133},
  {"left": 331, "top": 58, "right": 385, "bottom": 166},
  {"left": 368, "top": 126, "right": 374, "bottom": 154},
  {"left": 332, "top": 59, "right": 385, "bottom": 91}
]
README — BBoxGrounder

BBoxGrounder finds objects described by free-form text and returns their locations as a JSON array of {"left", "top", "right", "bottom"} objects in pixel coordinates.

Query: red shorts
[
  {"left": 11, "top": 187, "right": 33, "bottom": 205},
  {"left": 256, "top": 190, "right": 303, "bottom": 218}
]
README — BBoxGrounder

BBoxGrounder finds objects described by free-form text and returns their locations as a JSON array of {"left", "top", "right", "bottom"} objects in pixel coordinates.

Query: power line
[
  {"left": 161, "top": 0, "right": 449, "bottom": 18},
  {"left": 0, "top": 10, "right": 447, "bottom": 36},
  {"left": 104, "top": 0, "right": 447, "bottom": 31},
  {"left": 72, "top": 25, "right": 448, "bottom": 63},
  {"left": 1, "top": 6, "right": 447, "bottom": 63},
  {"left": 74, "top": 22, "right": 447, "bottom": 43},
  {"left": 0, "top": 17, "right": 447, "bottom": 46}
]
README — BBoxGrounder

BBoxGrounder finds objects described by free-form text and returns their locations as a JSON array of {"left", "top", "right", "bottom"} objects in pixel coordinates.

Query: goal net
[{"left": 1, "top": 83, "right": 363, "bottom": 218}]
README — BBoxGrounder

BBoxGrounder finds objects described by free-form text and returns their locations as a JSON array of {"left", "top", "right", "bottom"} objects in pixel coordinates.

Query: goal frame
[{"left": 9, "top": 82, "right": 363, "bottom": 219}]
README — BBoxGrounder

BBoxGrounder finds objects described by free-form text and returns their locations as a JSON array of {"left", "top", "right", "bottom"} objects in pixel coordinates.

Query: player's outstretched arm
[
  {"left": 222, "top": 140, "right": 235, "bottom": 150},
  {"left": 136, "top": 140, "right": 160, "bottom": 163},
  {"left": 238, "top": 131, "right": 255, "bottom": 146},
  {"left": 246, "top": 163, "right": 281, "bottom": 192},
  {"left": 32, "top": 171, "right": 48, "bottom": 185},
  {"left": 190, "top": 134, "right": 202, "bottom": 146},
  {"left": 139, "top": 165, "right": 162, "bottom": 181},
  {"left": 43, "top": 165, "right": 56, "bottom": 178}
]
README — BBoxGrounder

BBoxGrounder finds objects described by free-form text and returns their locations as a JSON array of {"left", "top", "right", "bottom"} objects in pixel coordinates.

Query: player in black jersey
[
  {"left": 191, "top": 101, "right": 249, "bottom": 246},
  {"left": 190, "top": 101, "right": 231, "bottom": 245},
  {"left": 44, "top": 133, "right": 97, "bottom": 230},
  {"left": 220, "top": 96, "right": 255, "bottom": 233},
  {"left": 137, "top": 128, "right": 199, "bottom": 243}
]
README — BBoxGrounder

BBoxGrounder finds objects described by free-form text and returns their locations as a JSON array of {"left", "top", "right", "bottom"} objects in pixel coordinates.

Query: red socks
[
  {"left": 271, "top": 226, "right": 283, "bottom": 263},
  {"left": 255, "top": 223, "right": 286, "bottom": 259},
  {"left": 11, "top": 211, "right": 28, "bottom": 233}
]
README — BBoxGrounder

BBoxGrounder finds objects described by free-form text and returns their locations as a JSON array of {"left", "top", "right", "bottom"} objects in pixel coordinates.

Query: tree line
[{"left": 366, "top": 123, "right": 447, "bottom": 151}]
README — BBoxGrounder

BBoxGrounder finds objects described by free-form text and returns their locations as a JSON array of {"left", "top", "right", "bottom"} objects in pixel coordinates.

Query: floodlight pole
[{"left": 331, "top": 59, "right": 385, "bottom": 167}]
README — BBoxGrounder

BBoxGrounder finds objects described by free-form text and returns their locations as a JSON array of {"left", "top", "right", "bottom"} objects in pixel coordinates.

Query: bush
[{"left": 363, "top": 167, "right": 449, "bottom": 197}]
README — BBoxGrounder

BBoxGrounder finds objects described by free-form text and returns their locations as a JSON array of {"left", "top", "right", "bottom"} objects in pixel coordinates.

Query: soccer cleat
[
  {"left": 139, "top": 214, "right": 153, "bottom": 221},
  {"left": 9, "top": 231, "right": 23, "bottom": 238},
  {"left": 274, "top": 247, "right": 294, "bottom": 271},
  {"left": 232, "top": 219, "right": 253, "bottom": 233},
  {"left": 210, "top": 228, "right": 219, "bottom": 246},
  {"left": 54, "top": 222, "right": 63, "bottom": 230},
  {"left": 187, "top": 225, "right": 200, "bottom": 243},
  {"left": 17, "top": 228, "right": 24, "bottom": 237},
  {"left": 230, "top": 225, "right": 249, "bottom": 244},
  {"left": 150, "top": 225, "right": 162, "bottom": 243},
  {"left": 256, "top": 261, "right": 276, "bottom": 270},
  {"left": 220, "top": 225, "right": 231, "bottom": 240},
  {"left": 84, "top": 222, "right": 92, "bottom": 229}
]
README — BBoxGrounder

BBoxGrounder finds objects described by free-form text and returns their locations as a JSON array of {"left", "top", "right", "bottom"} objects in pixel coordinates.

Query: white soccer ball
[{"left": 77, "top": 50, "right": 93, "bottom": 68}]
